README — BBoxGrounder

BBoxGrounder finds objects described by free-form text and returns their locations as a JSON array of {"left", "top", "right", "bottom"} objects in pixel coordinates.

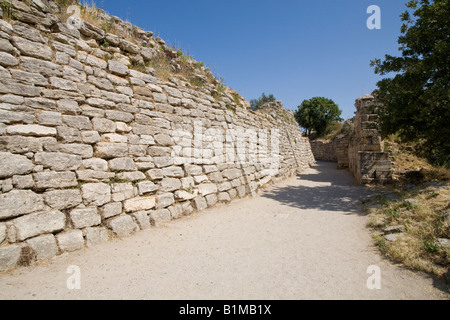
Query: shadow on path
[{"left": 262, "top": 161, "right": 370, "bottom": 215}]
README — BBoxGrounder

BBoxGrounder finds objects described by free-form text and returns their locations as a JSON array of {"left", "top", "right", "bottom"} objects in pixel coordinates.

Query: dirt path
[{"left": 0, "top": 162, "right": 448, "bottom": 300}]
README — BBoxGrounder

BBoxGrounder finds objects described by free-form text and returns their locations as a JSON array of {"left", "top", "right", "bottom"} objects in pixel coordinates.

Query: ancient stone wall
[
  {"left": 309, "top": 140, "right": 337, "bottom": 162},
  {"left": 309, "top": 95, "right": 392, "bottom": 184},
  {"left": 0, "top": 0, "right": 314, "bottom": 271}
]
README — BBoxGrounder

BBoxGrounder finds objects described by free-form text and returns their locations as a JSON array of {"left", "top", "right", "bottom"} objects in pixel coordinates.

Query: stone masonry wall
[
  {"left": 0, "top": 0, "right": 314, "bottom": 271},
  {"left": 309, "top": 94, "right": 392, "bottom": 184},
  {"left": 309, "top": 140, "right": 337, "bottom": 162}
]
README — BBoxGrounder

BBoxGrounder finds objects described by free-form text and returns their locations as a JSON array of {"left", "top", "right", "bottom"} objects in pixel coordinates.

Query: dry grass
[{"left": 367, "top": 182, "right": 450, "bottom": 279}]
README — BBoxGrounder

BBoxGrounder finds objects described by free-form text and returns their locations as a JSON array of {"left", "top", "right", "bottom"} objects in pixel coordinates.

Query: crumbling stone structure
[
  {"left": 0, "top": 0, "right": 314, "bottom": 271},
  {"left": 310, "top": 94, "right": 392, "bottom": 184}
]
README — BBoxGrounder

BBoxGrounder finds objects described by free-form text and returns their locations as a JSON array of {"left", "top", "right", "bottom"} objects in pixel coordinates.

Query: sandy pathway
[{"left": 0, "top": 162, "right": 448, "bottom": 300}]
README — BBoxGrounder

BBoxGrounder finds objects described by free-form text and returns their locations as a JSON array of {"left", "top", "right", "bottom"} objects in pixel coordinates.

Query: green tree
[
  {"left": 250, "top": 92, "right": 276, "bottom": 110},
  {"left": 370, "top": 0, "right": 450, "bottom": 166},
  {"left": 294, "top": 97, "right": 343, "bottom": 136}
]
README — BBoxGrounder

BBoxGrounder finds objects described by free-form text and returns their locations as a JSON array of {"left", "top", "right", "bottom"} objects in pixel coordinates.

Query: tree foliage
[
  {"left": 370, "top": 0, "right": 450, "bottom": 166},
  {"left": 250, "top": 92, "right": 276, "bottom": 110},
  {"left": 294, "top": 97, "right": 343, "bottom": 137}
]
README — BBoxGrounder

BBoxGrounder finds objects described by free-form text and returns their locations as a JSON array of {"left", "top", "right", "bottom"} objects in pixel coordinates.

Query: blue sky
[{"left": 96, "top": 0, "right": 408, "bottom": 120}]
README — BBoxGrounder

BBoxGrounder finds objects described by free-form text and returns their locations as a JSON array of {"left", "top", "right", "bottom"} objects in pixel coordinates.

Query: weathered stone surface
[
  {"left": 116, "top": 171, "right": 146, "bottom": 181},
  {"left": 218, "top": 192, "right": 231, "bottom": 202},
  {"left": 100, "top": 202, "right": 122, "bottom": 219},
  {"left": 222, "top": 168, "right": 242, "bottom": 180},
  {"left": 37, "top": 111, "right": 62, "bottom": 126},
  {"left": 149, "top": 209, "right": 171, "bottom": 225},
  {"left": 156, "top": 193, "right": 175, "bottom": 209},
  {"left": 26, "top": 234, "right": 58, "bottom": 261},
  {"left": 205, "top": 193, "right": 218, "bottom": 207},
  {"left": 82, "top": 158, "right": 109, "bottom": 171},
  {"left": 12, "top": 36, "right": 53, "bottom": 60},
  {"left": 0, "top": 223, "right": 6, "bottom": 243},
  {"left": 146, "top": 169, "right": 163, "bottom": 180},
  {"left": 124, "top": 196, "right": 156, "bottom": 212},
  {"left": 34, "top": 152, "right": 82, "bottom": 171},
  {"left": 108, "top": 157, "right": 135, "bottom": 171},
  {"left": 92, "top": 118, "right": 116, "bottom": 133},
  {"left": 33, "top": 171, "right": 78, "bottom": 190},
  {"left": 70, "top": 208, "right": 101, "bottom": 229},
  {"left": 95, "top": 143, "right": 128, "bottom": 159},
  {"left": 6, "top": 125, "right": 56, "bottom": 137},
  {"left": 83, "top": 227, "right": 109, "bottom": 247},
  {"left": 81, "top": 131, "right": 101, "bottom": 144},
  {"left": 0, "top": 152, "right": 34, "bottom": 178},
  {"left": 44, "top": 189, "right": 82, "bottom": 210},
  {"left": 193, "top": 196, "right": 207, "bottom": 211},
  {"left": 154, "top": 156, "right": 174, "bottom": 168},
  {"left": 185, "top": 164, "right": 203, "bottom": 176},
  {"left": 57, "top": 126, "right": 82, "bottom": 143},
  {"left": 132, "top": 211, "right": 151, "bottom": 229},
  {"left": 62, "top": 115, "right": 92, "bottom": 130},
  {"left": 137, "top": 181, "right": 158, "bottom": 195},
  {"left": 108, "top": 60, "right": 129, "bottom": 76},
  {"left": 175, "top": 189, "right": 198, "bottom": 201},
  {"left": 0, "top": 190, "right": 44, "bottom": 220},
  {"left": 0, "top": 52, "right": 19, "bottom": 67},
  {"left": 81, "top": 183, "right": 111, "bottom": 207},
  {"left": 12, "top": 210, "right": 66, "bottom": 241},
  {"left": 56, "top": 230, "right": 84, "bottom": 252},
  {"left": 160, "top": 177, "right": 181, "bottom": 192},
  {"left": 162, "top": 166, "right": 184, "bottom": 178},
  {"left": 198, "top": 183, "right": 218, "bottom": 196},
  {"left": 108, "top": 214, "right": 138, "bottom": 236},
  {"left": 59, "top": 144, "right": 94, "bottom": 159},
  {"left": 76, "top": 170, "right": 115, "bottom": 182},
  {"left": 0, "top": 244, "right": 23, "bottom": 271},
  {"left": 111, "top": 183, "right": 135, "bottom": 202}
]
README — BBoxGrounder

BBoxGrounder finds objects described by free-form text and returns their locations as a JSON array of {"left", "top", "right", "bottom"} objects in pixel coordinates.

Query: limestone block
[
  {"left": 44, "top": 189, "right": 82, "bottom": 210},
  {"left": 198, "top": 183, "right": 218, "bottom": 196},
  {"left": 0, "top": 51, "right": 19, "bottom": 67},
  {"left": 124, "top": 196, "right": 156, "bottom": 212},
  {"left": 70, "top": 208, "right": 101, "bottom": 229},
  {"left": 34, "top": 152, "right": 82, "bottom": 171},
  {"left": 26, "top": 234, "right": 58, "bottom": 261},
  {"left": 192, "top": 196, "right": 207, "bottom": 211},
  {"left": 12, "top": 210, "right": 66, "bottom": 241},
  {"left": 108, "top": 157, "right": 135, "bottom": 171},
  {"left": 95, "top": 143, "right": 128, "bottom": 159},
  {"left": 83, "top": 227, "right": 109, "bottom": 247},
  {"left": 0, "top": 190, "right": 45, "bottom": 220},
  {"left": 0, "top": 152, "right": 34, "bottom": 178},
  {"left": 0, "top": 244, "right": 24, "bottom": 271},
  {"left": 149, "top": 209, "right": 171, "bottom": 226},
  {"left": 100, "top": 202, "right": 123, "bottom": 219},
  {"left": 56, "top": 230, "right": 84, "bottom": 252},
  {"left": 33, "top": 171, "right": 78, "bottom": 190},
  {"left": 108, "top": 214, "right": 139, "bottom": 236},
  {"left": 81, "top": 183, "right": 111, "bottom": 207},
  {"left": 116, "top": 171, "right": 146, "bottom": 181},
  {"left": 111, "top": 183, "right": 135, "bottom": 202},
  {"left": 137, "top": 181, "right": 158, "bottom": 195},
  {"left": 205, "top": 193, "right": 218, "bottom": 207},
  {"left": 6, "top": 125, "right": 56, "bottom": 137},
  {"left": 132, "top": 211, "right": 151, "bottom": 229},
  {"left": 156, "top": 193, "right": 175, "bottom": 209},
  {"left": 160, "top": 177, "right": 181, "bottom": 192}
]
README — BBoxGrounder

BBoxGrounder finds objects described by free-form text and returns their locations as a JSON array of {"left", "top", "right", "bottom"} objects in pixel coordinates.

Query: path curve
[{"left": 0, "top": 162, "right": 448, "bottom": 299}]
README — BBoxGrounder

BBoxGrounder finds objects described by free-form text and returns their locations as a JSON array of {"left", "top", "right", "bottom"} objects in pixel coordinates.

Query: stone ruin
[{"left": 310, "top": 94, "right": 393, "bottom": 184}]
